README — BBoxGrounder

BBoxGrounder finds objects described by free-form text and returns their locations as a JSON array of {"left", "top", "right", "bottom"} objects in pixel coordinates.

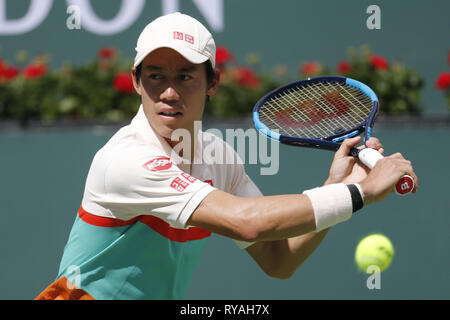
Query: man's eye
[
  {"left": 149, "top": 74, "right": 163, "bottom": 80},
  {"left": 180, "top": 75, "right": 193, "bottom": 81}
]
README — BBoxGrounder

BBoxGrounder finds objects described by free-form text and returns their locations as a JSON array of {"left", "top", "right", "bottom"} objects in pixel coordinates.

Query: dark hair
[
  {"left": 135, "top": 63, "right": 142, "bottom": 81},
  {"left": 134, "top": 60, "right": 216, "bottom": 85},
  {"left": 204, "top": 60, "right": 216, "bottom": 85}
]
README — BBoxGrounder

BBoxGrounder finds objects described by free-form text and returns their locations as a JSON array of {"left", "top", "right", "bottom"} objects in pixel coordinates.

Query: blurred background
[{"left": 0, "top": 0, "right": 449, "bottom": 299}]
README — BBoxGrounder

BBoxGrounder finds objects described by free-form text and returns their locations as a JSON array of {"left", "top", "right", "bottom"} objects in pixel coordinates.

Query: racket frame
[
  {"left": 252, "top": 76, "right": 379, "bottom": 157},
  {"left": 253, "top": 76, "right": 414, "bottom": 195}
]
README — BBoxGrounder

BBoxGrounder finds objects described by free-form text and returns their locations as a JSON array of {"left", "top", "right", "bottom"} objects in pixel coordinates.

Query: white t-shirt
[
  {"left": 57, "top": 105, "right": 263, "bottom": 299},
  {"left": 81, "top": 105, "right": 262, "bottom": 246}
]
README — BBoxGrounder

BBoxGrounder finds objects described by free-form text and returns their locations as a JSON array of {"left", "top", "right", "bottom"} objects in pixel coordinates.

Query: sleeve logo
[
  {"left": 181, "top": 172, "right": 197, "bottom": 183},
  {"left": 170, "top": 177, "right": 190, "bottom": 192},
  {"left": 143, "top": 157, "right": 173, "bottom": 171},
  {"left": 170, "top": 173, "right": 198, "bottom": 192}
]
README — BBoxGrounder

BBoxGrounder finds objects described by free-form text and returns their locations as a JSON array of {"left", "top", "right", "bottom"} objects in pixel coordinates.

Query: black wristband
[{"left": 347, "top": 184, "right": 364, "bottom": 213}]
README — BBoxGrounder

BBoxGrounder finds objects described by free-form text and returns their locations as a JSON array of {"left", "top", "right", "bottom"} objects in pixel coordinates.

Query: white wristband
[
  {"left": 354, "top": 183, "right": 364, "bottom": 199},
  {"left": 303, "top": 183, "right": 353, "bottom": 232}
]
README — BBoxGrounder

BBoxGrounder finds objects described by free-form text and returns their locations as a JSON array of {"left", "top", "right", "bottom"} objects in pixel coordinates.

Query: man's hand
[
  {"left": 325, "top": 136, "right": 383, "bottom": 186},
  {"left": 325, "top": 136, "right": 418, "bottom": 205},
  {"left": 360, "top": 152, "right": 418, "bottom": 204}
]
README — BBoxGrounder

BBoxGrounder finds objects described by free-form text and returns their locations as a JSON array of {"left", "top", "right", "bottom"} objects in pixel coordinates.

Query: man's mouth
[{"left": 158, "top": 110, "right": 183, "bottom": 117}]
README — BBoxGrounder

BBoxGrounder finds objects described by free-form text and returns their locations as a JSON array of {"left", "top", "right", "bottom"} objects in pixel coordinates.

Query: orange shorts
[{"left": 35, "top": 277, "right": 94, "bottom": 300}]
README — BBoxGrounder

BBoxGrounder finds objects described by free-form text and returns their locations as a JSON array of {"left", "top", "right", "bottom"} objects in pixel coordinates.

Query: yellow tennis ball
[{"left": 355, "top": 234, "right": 394, "bottom": 272}]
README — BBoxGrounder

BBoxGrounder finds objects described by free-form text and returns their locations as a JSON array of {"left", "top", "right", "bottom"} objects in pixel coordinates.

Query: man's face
[{"left": 132, "top": 48, "right": 218, "bottom": 144}]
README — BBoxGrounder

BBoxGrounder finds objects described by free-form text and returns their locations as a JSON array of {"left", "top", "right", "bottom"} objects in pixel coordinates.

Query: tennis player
[{"left": 36, "top": 12, "right": 417, "bottom": 300}]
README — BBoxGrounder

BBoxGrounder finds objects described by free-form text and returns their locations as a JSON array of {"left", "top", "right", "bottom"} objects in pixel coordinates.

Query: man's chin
[{"left": 157, "top": 124, "right": 190, "bottom": 143}]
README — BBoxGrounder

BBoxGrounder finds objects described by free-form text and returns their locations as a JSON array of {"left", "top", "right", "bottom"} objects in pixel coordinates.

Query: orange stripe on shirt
[
  {"left": 78, "top": 206, "right": 211, "bottom": 242},
  {"left": 78, "top": 206, "right": 140, "bottom": 227},
  {"left": 139, "top": 215, "right": 211, "bottom": 242}
]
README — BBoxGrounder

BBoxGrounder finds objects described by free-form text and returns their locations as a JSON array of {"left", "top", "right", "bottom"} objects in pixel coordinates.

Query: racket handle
[{"left": 358, "top": 148, "right": 414, "bottom": 195}]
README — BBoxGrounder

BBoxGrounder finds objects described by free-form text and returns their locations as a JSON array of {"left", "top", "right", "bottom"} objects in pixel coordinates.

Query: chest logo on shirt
[{"left": 143, "top": 157, "right": 172, "bottom": 172}]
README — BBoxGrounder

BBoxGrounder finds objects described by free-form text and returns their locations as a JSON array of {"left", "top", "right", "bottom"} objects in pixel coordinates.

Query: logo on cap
[
  {"left": 173, "top": 31, "right": 183, "bottom": 40},
  {"left": 185, "top": 34, "right": 194, "bottom": 44},
  {"left": 173, "top": 31, "right": 194, "bottom": 44},
  {"left": 144, "top": 157, "right": 172, "bottom": 172}
]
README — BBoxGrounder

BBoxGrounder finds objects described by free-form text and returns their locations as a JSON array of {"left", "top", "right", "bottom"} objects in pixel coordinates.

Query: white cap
[{"left": 134, "top": 12, "right": 216, "bottom": 68}]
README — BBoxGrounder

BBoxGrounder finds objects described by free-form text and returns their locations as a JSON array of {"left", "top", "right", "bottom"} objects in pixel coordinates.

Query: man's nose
[{"left": 160, "top": 86, "right": 180, "bottom": 101}]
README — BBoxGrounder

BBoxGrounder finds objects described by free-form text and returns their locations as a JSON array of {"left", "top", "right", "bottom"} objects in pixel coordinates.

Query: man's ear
[
  {"left": 206, "top": 69, "right": 221, "bottom": 97},
  {"left": 131, "top": 68, "right": 142, "bottom": 96}
]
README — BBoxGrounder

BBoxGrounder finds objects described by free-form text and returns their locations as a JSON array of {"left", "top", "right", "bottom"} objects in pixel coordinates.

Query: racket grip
[{"left": 358, "top": 148, "right": 414, "bottom": 195}]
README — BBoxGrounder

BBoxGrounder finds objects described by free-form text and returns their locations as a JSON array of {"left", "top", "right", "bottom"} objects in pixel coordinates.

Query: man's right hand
[{"left": 360, "top": 152, "right": 418, "bottom": 205}]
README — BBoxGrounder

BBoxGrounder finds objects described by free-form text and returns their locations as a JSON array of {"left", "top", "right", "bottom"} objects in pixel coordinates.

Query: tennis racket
[{"left": 253, "top": 76, "right": 414, "bottom": 195}]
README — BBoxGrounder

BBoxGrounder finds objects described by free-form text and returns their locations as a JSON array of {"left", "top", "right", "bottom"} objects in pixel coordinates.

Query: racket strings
[
  {"left": 263, "top": 92, "right": 320, "bottom": 138},
  {"left": 308, "top": 83, "right": 369, "bottom": 131},
  {"left": 259, "top": 82, "right": 373, "bottom": 138},
  {"left": 286, "top": 85, "right": 352, "bottom": 136}
]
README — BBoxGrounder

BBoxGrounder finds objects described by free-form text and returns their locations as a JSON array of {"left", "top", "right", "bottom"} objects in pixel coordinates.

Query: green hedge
[{"left": 1, "top": 45, "right": 444, "bottom": 126}]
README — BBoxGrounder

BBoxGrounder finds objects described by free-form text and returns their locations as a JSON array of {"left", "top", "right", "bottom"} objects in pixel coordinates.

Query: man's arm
[
  {"left": 188, "top": 153, "right": 415, "bottom": 240},
  {"left": 187, "top": 137, "right": 418, "bottom": 277},
  {"left": 245, "top": 137, "right": 383, "bottom": 279},
  {"left": 246, "top": 229, "right": 330, "bottom": 279},
  {"left": 187, "top": 190, "right": 317, "bottom": 243}
]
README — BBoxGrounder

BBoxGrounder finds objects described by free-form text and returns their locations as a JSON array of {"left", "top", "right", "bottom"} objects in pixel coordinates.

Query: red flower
[
  {"left": 98, "top": 47, "right": 117, "bottom": 59},
  {"left": 337, "top": 60, "right": 352, "bottom": 74},
  {"left": 234, "top": 67, "right": 260, "bottom": 88},
  {"left": 0, "top": 60, "right": 4, "bottom": 79},
  {"left": 23, "top": 64, "right": 47, "bottom": 79},
  {"left": 113, "top": 72, "right": 134, "bottom": 94},
  {"left": 0, "top": 59, "right": 19, "bottom": 81},
  {"left": 216, "top": 46, "right": 234, "bottom": 66},
  {"left": 435, "top": 72, "right": 450, "bottom": 90},
  {"left": 3, "top": 65, "right": 20, "bottom": 80},
  {"left": 301, "top": 62, "right": 320, "bottom": 75},
  {"left": 370, "top": 54, "right": 388, "bottom": 70}
]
